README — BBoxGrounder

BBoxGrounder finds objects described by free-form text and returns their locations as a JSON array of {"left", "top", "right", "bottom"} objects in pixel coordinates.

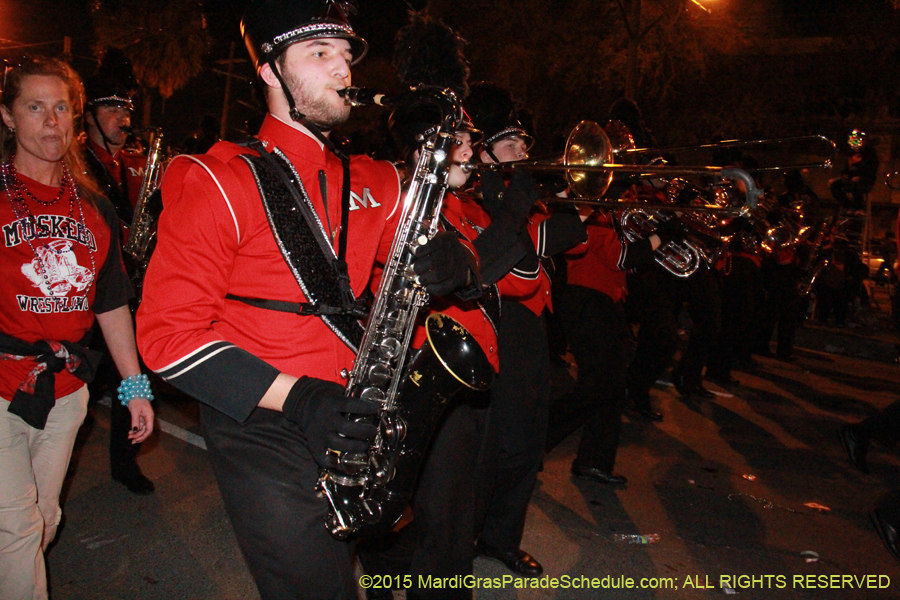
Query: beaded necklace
[{"left": 2, "top": 158, "right": 95, "bottom": 297}]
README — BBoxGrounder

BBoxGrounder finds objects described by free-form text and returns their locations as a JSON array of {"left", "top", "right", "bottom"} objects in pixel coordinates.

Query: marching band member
[
  {"left": 466, "top": 82, "right": 586, "bottom": 578},
  {"left": 545, "top": 203, "right": 674, "bottom": 486},
  {"left": 82, "top": 77, "right": 145, "bottom": 222},
  {"left": 357, "top": 18, "right": 535, "bottom": 598},
  {"left": 136, "top": 2, "right": 471, "bottom": 598},
  {"left": 82, "top": 76, "right": 156, "bottom": 495}
]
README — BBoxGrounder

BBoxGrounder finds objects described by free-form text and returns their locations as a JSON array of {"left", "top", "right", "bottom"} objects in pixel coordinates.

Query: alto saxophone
[
  {"left": 317, "top": 86, "right": 494, "bottom": 540},
  {"left": 123, "top": 127, "right": 165, "bottom": 301}
]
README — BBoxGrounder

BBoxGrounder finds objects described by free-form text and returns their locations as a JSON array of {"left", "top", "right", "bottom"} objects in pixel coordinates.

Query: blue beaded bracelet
[{"left": 117, "top": 374, "right": 154, "bottom": 406}]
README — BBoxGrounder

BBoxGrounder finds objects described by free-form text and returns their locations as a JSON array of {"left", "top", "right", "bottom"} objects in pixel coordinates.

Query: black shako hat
[
  {"left": 389, "top": 101, "right": 482, "bottom": 156},
  {"left": 466, "top": 82, "right": 533, "bottom": 153},
  {"left": 241, "top": 0, "right": 368, "bottom": 70},
  {"left": 84, "top": 76, "right": 134, "bottom": 111}
]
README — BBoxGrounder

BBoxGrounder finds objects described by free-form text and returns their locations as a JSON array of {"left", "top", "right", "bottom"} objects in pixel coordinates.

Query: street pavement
[{"left": 45, "top": 299, "right": 900, "bottom": 600}]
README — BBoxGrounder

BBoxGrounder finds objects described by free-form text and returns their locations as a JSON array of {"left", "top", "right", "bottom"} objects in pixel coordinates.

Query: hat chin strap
[
  {"left": 89, "top": 106, "right": 118, "bottom": 157},
  {"left": 267, "top": 57, "right": 348, "bottom": 162}
]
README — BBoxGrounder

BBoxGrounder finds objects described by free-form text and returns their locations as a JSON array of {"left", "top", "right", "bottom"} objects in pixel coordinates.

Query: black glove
[
  {"left": 652, "top": 217, "right": 689, "bottom": 246},
  {"left": 282, "top": 376, "right": 378, "bottom": 470},
  {"left": 412, "top": 231, "right": 474, "bottom": 296},
  {"left": 480, "top": 169, "right": 539, "bottom": 227}
]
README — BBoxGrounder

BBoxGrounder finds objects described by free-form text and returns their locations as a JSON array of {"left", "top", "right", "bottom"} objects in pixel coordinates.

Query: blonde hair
[{"left": 1, "top": 55, "right": 103, "bottom": 206}]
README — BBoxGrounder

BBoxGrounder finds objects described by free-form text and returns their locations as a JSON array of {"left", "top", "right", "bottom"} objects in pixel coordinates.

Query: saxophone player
[
  {"left": 136, "top": 1, "right": 473, "bottom": 598},
  {"left": 81, "top": 76, "right": 156, "bottom": 495},
  {"left": 83, "top": 77, "right": 145, "bottom": 225}
]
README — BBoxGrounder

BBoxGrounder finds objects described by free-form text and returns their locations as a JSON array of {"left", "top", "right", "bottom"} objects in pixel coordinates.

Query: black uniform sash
[{"left": 237, "top": 147, "right": 363, "bottom": 353}]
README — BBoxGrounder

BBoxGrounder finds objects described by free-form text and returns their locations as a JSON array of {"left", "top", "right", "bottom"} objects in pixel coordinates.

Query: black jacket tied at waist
[{"left": 0, "top": 331, "right": 101, "bottom": 429}]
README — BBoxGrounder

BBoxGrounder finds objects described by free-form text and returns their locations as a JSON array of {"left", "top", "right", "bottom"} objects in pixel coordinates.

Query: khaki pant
[{"left": 0, "top": 386, "right": 89, "bottom": 600}]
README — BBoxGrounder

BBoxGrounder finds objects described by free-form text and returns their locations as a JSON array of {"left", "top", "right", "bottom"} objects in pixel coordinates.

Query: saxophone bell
[{"left": 319, "top": 313, "right": 493, "bottom": 540}]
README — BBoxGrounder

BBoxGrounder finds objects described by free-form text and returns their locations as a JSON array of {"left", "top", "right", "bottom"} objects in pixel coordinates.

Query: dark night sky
[
  {"left": 2, "top": 0, "right": 894, "bottom": 144},
  {"left": 1, "top": 0, "right": 96, "bottom": 72}
]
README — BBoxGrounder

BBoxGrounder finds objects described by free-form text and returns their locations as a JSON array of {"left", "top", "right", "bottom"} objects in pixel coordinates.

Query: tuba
[
  {"left": 123, "top": 127, "right": 165, "bottom": 301},
  {"left": 316, "top": 86, "right": 494, "bottom": 540}
]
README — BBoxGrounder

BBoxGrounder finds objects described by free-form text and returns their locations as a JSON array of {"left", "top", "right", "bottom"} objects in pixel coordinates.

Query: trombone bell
[{"left": 565, "top": 120, "right": 614, "bottom": 199}]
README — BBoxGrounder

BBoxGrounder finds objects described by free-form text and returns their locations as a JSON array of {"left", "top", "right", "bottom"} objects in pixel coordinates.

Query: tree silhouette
[{"left": 92, "top": 0, "right": 212, "bottom": 124}]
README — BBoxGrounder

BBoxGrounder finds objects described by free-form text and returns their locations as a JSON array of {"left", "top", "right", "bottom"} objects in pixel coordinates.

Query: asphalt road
[{"left": 45, "top": 305, "right": 900, "bottom": 600}]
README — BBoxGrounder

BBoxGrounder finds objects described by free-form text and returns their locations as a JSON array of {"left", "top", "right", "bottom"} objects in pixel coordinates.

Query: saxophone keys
[
  {"left": 367, "top": 363, "right": 393, "bottom": 386},
  {"left": 360, "top": 387, "right": 386, "bottom": 403},
  {"left": 393, "top": 415, "right": 407, "bottom": 443},
  {"left": 378, "top": 338, "right": 401, "bottom": 359},
  {"left": 360, "top": 498, "right": 382, "bottom": 524}
]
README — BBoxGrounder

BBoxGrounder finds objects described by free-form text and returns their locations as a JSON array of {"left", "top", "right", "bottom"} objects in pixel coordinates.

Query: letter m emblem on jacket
[{"left": 348, "top": 188, "right": 381, "bottom": 211}]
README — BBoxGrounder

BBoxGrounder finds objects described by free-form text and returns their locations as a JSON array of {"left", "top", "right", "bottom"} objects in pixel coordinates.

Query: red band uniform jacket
[{"left": 136, "top": 115, "right": 402, "bottom": 422}]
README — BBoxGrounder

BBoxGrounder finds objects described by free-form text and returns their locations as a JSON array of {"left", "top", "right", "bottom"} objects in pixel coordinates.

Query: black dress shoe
[
  {"left": 673, "top": 372, "right": 715, "bottom": 400},
  {"left": 627, "top": 403, "right": 663, "bottom": 422},
  {"left": 571, "top": 463, "right": 627, "bottom": 486},
  {"left": 112, "top": 467, "right": 155, "bottom": 495},
  {"left": 870, "top": 505, "right": 900, "bottom": 562},
  {"left": 476, "top": 540, "right": 543, "bottom": 577},
  {"left": 839, "top": 425, "right": 870, "bottom": 474}
]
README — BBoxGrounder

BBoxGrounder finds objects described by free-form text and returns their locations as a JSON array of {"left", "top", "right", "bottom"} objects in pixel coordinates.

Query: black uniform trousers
[
  {"left": 545, "top": 285, "right": 630, "bottom": 471},
  {"left": 707, "top": 255, "right": 762, "bottom": 378},
  {"left": 627, "top": 265, "right": 721, "bottom": 406},
  {"left": 199, "top": 403, "right": 357, "bottom": 600},
  {"left": 358, "top": 392, "right": 489, "bottom": 600},
  {"left": 756, "top": 258, "right": 802, "bottom": 359},
  {"left": 478, "top": 300, "right": 549, "bottom": 554}
]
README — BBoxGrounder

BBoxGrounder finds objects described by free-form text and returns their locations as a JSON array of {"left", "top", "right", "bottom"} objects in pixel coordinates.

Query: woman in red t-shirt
[{"left": 0, "top": 56, "right": 154, "bottom": 600}]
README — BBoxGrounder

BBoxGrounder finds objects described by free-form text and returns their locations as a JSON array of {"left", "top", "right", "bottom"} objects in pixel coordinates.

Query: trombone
[
  {"left": 616, "top": 134, "right": 837, "bottom": 173},
  {"left": 470, "top": 120, "right": 837, "bottom": 214}
]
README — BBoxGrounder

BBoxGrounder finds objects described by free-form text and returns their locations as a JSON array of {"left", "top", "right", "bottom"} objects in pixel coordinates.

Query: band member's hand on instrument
[
  {"left": 282, "top": 376, "right": 378, "bottom": 470},
  {"left": 480, "top": 169, "right": 538, "bottom": 228},
  {"left": 652, "top": 217, "right": 689, "bottom": 246},
  {"left": 413, "top": 231, "right": 475, "bottom": 296}
]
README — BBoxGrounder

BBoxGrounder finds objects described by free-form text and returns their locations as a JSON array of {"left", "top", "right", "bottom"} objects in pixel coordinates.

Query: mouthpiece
[{"left": 338, "top": 87, "right": 397, "bottom": 107}]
